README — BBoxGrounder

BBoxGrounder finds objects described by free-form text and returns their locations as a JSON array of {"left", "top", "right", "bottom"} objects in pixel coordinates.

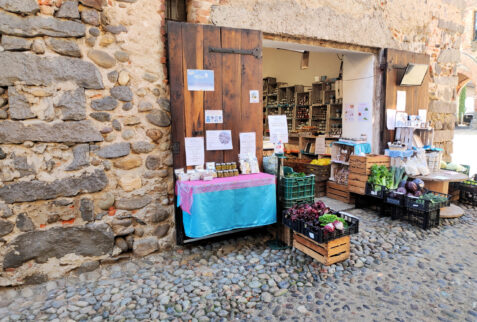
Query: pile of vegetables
[
  {"left": 441, "top": 161, "right": 468, "bottom": 173},
  {"left": 463, "top": 179, "right": 477, "bottom": 186},
  {"left": 367, "top": 166, "right": 407, "bottom": 191},
  {"left": 286, "top": 201, "right": 347, "bottom": 233},
  {"left": 285, "top": 172, "right": 306, "bottom": 178},
  {"left": 394, "top": 178, "right": 425, "bottom": 197},
  {"left": 310, "top": 158, "right": 331, "bottom": 166}
]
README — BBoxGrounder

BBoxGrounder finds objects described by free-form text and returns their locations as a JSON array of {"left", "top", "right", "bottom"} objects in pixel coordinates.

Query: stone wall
[
  {"left": 188, "top": 0, "right": 465, "bottom": 161},
  {"left": 0, "top": 0, "right": 172, "bottom": 286}
]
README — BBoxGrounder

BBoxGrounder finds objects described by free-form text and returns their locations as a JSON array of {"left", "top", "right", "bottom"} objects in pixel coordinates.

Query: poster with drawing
[
  {"left": 357, "top": 103, "right": 370, "bottom": 122},
  {"left": 344, "top": 104, "right": 355, "bottom": 121},
  {"left": 205, "top": 110, "right": 223, "bottom": 124},
  {"left": 206, "top": 130, "right": 233, "bottom": 150}
]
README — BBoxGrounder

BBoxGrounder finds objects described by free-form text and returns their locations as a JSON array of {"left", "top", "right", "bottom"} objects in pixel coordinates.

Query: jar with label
[
  {"left": 216, "top": 163, "right": 223, "bottom": 171},
  {"left": 233, "top": 169, "right": 239, "bottom": 176},
  {"left": 217, "top": 170, "right": 223, "bottom": 178},
  {"left": 231, "top": 162, "right": 237, "bottom": 169}
]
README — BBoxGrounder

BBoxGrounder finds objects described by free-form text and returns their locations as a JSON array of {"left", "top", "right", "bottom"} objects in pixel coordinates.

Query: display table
[
  {"left": 410, "top": 170, "right": 468, "bottom": 194},
  {"left": 176, "top": 173, "right": 277, "bottom": 238}
]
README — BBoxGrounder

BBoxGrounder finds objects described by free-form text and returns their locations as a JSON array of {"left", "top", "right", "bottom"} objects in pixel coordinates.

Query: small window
[
  {"left": 474, "top": 11, "right": 477, "bottom": 41},
  {"left": 166, "top": 0, "right": 186, "bottom": 22}
]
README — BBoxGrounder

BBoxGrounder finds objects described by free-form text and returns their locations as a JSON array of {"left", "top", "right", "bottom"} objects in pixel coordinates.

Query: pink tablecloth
[{"left": 176, "top": 173, "right": 276, "bottom": 214}]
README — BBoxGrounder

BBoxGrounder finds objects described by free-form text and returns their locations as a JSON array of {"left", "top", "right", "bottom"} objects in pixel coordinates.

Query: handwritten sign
[
  {"left": 185, "top": 137, "right": 204, "bottom": 166},
  {"left": 268, "top": 115, "right": 288, "bottom": 143},
  {"left": 240, "top": 132, "right": 256, "bottom": 156}
]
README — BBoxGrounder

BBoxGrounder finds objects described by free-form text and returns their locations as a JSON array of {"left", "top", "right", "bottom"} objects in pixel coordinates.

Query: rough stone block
[
  {"left": 115, "top": 195, "right": 152, "bottom": 210},
  {"left": 1, "top": 35, "right": 32, "bottom": 51},
  {"left": 81, "top": 8, "right": 100, "bottom": 26},
  {"left": 0, "top": 169, "right": 107, "bottom": 203},
  {"left": 429, "top": 100, "right": 454, "bottom": 114},
  {"left": 95, "top": 142, "right": 130, "bottom": 159},
  {"left": 133, "top": 236, "right": 158, "bottom": 257},
  {"left": 146, "top": 109, "right": 171, "bottom": 127},
  {"left": 8, "top": 87, "right": 35, "bottom": 120},
  {"left": 87, "top": 50, "right": 116, "bottom": 68},
  {"left": 16, "top": 213, "right": 35, "bottom": 232},
  {"left": 112, "top": 155, "right": 142, "bottom": 169},
  {"left": 54, "top": 88, "right": 86, "bottom": 121},
  {"left": 433, "top": 130, "right": 454, "bottom": 143},
  {"left": 0, "top": 0, "right": 39, "bottom": 15},
  {"left": 0, "top": 218, "right": 14, "bottom": 237},
  {"left": 79, "top": 0, "right": 102, "bottom": 10},
  {"left": 0, "top": 11, "right": 85, "bottom": 38},
  {"left": 3, "top": 222, "right": 114, "bottom": 269},
  {"left": 0, "top": 120, "right": 103, "bottom": 144},
  {"left": 56, "top": 0, "right": 80, "bottom": 19},
  {"left": 0, "top": 52, "right": 103, "bottom": 89},
  {"left": 66, "top": 144, "right": 90, "bottom": 171},
  {"left": 110, "top": 86, "right": 133, "bottom": 102},
  {"left": 437, "top": 49, "right": 460, "bottom": 64},
  {"left": 45, "top": 38, "right": 82, "bottom": 58},
  {"left": 91, "top": 96, "right": 118, "bottom": 111},
  {"left": 80, "top": 198, "right": 94, "bottom": 222},
  {"left": 437, "top": 19, "right": 464, "bottom": 34}
]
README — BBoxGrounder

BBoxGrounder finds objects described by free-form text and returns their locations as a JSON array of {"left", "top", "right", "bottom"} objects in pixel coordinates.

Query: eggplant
[
  {"left": 414, "top": 190, "right": 423, "bottom": 197},
  {"left": 412, "top": 178, "right": 425, "bottom": 190},
  {"left": 397, "top": 187, "right": 407, "bottom": 194},
  {"left": 398, "top": 180, "right": 407, "bottom": 188},
  {"left": 406, "top": 181, "right": 418, "bottom": 193}
]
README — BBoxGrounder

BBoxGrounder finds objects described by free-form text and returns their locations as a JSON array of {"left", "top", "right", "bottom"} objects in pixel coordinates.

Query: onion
[
  {"left": 333, "top": 220, "right": 344, "bottom": 230},
  {"left": 323, "top": 223, "right": 335, "bottom": 233}
]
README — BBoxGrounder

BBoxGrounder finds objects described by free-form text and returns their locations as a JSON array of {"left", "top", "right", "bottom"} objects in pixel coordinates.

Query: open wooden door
[
  {"left": 167, "top": 21, "right": 263, "bottom": 243},
  {"left": 382, "top": 49, "right": 430, "bottom": 147}
]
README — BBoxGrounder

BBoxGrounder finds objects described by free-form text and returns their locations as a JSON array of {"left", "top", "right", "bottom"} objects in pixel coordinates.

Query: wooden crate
[
  {"left": 293, "top": 233, "right": 350, "bottom": 266},
  {"left": 315, "top": 180, "right": 326, "bottom": 197},
  {"left": 278, "top": 225, "right": 293, "bottom": 246},
  {"left": 347, "top": 172, "right": 367, "bottom": 195},
  {"left": 326, "top": 181, "right": 354, "bottom": 204},
  {"left": 349, "top": 155, "right": 390, "bottom": 175}
]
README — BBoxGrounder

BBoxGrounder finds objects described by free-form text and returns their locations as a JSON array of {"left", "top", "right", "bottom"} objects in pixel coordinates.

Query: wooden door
[
  {"left": 383, "top": 49, "right": 430, "bottom": 146},
  {"left": 167, "top": 21, "right": 263, "bottom": 169}
]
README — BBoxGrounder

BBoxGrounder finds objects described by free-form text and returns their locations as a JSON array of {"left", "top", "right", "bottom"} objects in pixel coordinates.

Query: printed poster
[
  {"left": 187, "top": 69, "right": 214, "bottom": 91},
  {"left": 185, "top": 137, "right": 204, "bottom": 166},
  {"left": 249, "top": 90, "right": 260, "bottom": 103},
  {"left": 206, "top": 130, "right": 233, "bottom": 151},
  {"left": 205, "top": 110, "right": 223, "bottom": 124},
  {"left": 314, "top": 136, "right": 326, "bottom": 155},
  {"left": 239, "top": 132, "right": 256, "bottom": 156},
  {"left": 357, "top": 103, "right": 370, "bottom": 122},
  {"left": 344, "top": 104, "right": 355, "bottom": 121},
  {"left": 268, "top": 115, "right": 289, "bottom": 143}
]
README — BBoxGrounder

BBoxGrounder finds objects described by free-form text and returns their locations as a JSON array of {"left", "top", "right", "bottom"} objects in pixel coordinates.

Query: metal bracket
[{"left": 209, "top": 47, "right": 261, "bottom": 59}]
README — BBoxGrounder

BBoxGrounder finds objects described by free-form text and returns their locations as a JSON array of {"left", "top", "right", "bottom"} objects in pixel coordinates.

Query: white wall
[
  {"left": 342, "top": 53, "right": 376, "bottom": 152},
  {"left": 263, "top": 48, "right": 341, "bottom": 85}
]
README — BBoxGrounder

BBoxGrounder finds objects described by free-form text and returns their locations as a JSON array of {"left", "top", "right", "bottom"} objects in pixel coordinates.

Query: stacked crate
[{"left": 348, "top": 155, "right": 390, "bottom": 195}]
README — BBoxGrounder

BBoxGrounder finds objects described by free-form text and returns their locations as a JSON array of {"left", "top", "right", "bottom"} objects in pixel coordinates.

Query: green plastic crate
[
  {"left": 280, "top": 174, "right": 315, "bottom": 200},
  {"left": 281, "top": 196, "right": 314, "bottom": 209}
]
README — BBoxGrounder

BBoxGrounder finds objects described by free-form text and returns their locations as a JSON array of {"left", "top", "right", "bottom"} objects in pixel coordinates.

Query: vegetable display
[
  {"left": 310, "top": 158, "right": 331, "bottom": 166},
  {"left": 285, "top": 172, "right": 306, "bottom": 178},
  {"left": 367, "top": 165, "right": 407, "bottom": 191},
  {"left": 285, "top": 201, "right": 347, "bottom": 233}
]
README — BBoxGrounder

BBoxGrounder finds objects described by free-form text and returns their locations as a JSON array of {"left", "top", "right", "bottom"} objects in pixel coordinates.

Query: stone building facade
[{"left": 0, "top": 0, "right": 466, "bottom": 285}]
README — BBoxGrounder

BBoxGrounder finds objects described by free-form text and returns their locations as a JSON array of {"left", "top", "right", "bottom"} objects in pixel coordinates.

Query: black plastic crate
[
  {"left": 405, "top": 190, "right": 450, "bottom": 211},
  {"left": 459, "top": 182, "right": 477, "bottom": 206},
  {"left": 390, "top": 205, "right": 405, "bottom": 220},
  {"left": 302, "top": 211, "right": 359, "bottom": 243},
  {"left": 402, "top": 208, "right": 440, "bottom": 230},
  {"left": 365, "top": 182, "right": 387, "bottom": 199},
  {"left": 385, "top": 190, "right": 406, "bottom": 207},
  {"left": 282, "top": 210, "right": 359, "bottom": 243},
  {"left": 355, "top": 195, "right": 388, "bottom": 217}
]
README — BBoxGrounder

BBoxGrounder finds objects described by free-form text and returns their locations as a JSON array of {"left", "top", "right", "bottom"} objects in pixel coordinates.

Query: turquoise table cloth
[{"left": 176, "top": 173, "right": 277, "bottom": 238}]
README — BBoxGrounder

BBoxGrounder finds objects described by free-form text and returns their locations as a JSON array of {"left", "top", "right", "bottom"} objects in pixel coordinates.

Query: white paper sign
[
  {"left": 386, "top": 109, "right": 396, "bottom": 130},
  {"left": 240, "top": 132, "right": 256, "bottom": 156},
  {"left": 314, "top": 136, "right": 326, "bottom": 155},
  {"left": 396, "top": 91, "right": 406, "bottom": 111},
  {"left": 185, "top": 137, "right": 204, "bottom": 166},
  {"left": 249, "top": 90, "right": 259, "bottom": 103},
  {"left": 418, "top": 109, "right": 427, "bottom": 123},
  {"left": 268, "top": 115, "right": 288, "bottom": 143},
  {"left": 206, "top": 130, "right": 233, "bottom": 151},
  {"left": 395, "top": 112, "right": 408, "bottom": 127},
  {"left": 187, "top": 69, "right": 214, "bottom": 91},
  {"left": 205, "top": 110, "right": 223, "bottom": 124}
]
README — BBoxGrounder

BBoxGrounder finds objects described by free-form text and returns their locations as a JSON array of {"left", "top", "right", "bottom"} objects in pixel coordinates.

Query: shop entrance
[{"left": 261, "top": 40, "right": 378, "bottom": 155}]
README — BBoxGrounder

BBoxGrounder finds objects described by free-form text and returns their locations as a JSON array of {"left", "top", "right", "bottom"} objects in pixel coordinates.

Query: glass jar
[{"left": 217, "top": 170, "right": 223, "bottom": 178}]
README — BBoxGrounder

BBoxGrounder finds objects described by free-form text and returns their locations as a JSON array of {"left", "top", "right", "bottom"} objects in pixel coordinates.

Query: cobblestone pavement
[{"left": 0, "top": 204, "right": 476, "bottom": 322}]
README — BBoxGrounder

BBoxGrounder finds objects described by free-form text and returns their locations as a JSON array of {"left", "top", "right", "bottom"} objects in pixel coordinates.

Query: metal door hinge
[{"left": 209, "top": 47, "right": 261, "bottom": 59}]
